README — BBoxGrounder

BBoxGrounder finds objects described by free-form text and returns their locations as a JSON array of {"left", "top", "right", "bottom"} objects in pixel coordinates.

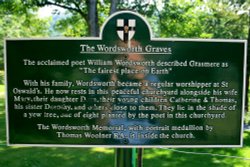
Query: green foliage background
[
  {"left": 1, "top": 0, "right": 250, "bottom": 166},
  {"left": 0, "top": 0, "right": 50, "bottom": 69}
]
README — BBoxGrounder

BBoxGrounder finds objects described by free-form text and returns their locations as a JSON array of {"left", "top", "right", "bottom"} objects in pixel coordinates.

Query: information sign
[{"left": 5, "top": 11, "right": 247, "bottom": 147}]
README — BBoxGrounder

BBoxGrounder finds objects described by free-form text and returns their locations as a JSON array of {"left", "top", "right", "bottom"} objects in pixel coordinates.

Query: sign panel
[{"left": 5, "top": 11, "right": 247, "bottom": 147}]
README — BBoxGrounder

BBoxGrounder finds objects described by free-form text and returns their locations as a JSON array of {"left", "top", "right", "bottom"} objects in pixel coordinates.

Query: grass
[
  {"left": 0, "top": 85, "right": 250, "bottom": 167},
  {"left": 0, "top": 147, "right": 114, "bottom": 167},
  {"left": 143, "top": 137, "right": 250, "bottom": 167}
]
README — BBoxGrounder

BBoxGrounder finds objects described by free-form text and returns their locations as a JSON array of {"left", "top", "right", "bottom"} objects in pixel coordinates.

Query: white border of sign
[{"left": 5, "top": 11, "right": 247, "bottom": 148}]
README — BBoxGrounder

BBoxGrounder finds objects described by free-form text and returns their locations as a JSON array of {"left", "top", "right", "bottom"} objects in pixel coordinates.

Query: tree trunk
[
  {"left": 110, "top": 0, "right": 119, "bottom": 15},
  {"left": 87, "top": 0, "right": 99, "bottom": 37}
]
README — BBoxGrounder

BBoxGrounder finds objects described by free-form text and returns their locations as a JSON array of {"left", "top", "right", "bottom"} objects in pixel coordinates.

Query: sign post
[
  {"left": 115, "top": 148, "right": 143, "bottom": 167},
  {"left": 115, "top": 148, "right": 135, "bottom": 167},
  {"left": 5, "top": 11, "right": 247, "bottom": 166}
]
